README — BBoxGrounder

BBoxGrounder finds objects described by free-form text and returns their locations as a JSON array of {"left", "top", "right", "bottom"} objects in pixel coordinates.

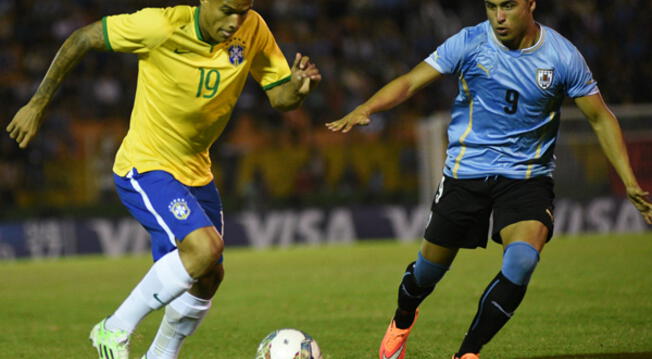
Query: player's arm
[
  {"left": 6, "top": 20, "right": 107, "bottom": 149},
  {"left": 265, "top": 53, "right": 322, "bottom": 112},
  {"left": 326, "top": 61, "right": 443, "bottom": 133},
  {"left": 574, "top": 93, "right": 652, "bottom": 224}
]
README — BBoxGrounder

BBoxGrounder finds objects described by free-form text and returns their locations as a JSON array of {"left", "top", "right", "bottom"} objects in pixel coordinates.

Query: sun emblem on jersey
[
  {"left": 228, "top": 44, "right": 245, "bottom": 66},
  {"left": 536, "top": 68, "right": 554, "bottom": 90},
  {"left": 168, "top": 198, "right": 191, "bottom": 220}
]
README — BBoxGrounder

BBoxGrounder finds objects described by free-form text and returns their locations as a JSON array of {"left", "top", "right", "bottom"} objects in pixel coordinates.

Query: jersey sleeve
[
  {"left": 102, "top": 8, "right": 172, "bottom": 54},
  {"left": 563, "top": 46, "right": 599, "bottom": 98},
  {"left": 248, "top": 14, "right": 292, "bottom": 90},
  {"left": 424, "top": 28, "right": 471, "bottom": 75}
]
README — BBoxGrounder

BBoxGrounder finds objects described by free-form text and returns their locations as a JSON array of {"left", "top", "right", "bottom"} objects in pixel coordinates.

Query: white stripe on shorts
[
  {"left": 127, "top": 169, "right": 176, "bottom": 247},
  {"left": 220, "top": 210, "right": 224, "bottom": 236}
]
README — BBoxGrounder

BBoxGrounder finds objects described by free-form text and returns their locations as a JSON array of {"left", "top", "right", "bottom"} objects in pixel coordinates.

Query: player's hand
[
  {"left": 6, "top": 102, "right": 45, "bottom": 149},
  {"left": 290, "top": 52, "right": 321, "bottom": 95},
  {"left": 326, "top": 106, "right": 371, "bottom": 133},
  {"left": 626, "top": 186, "right": 652, "bottom": 224}
]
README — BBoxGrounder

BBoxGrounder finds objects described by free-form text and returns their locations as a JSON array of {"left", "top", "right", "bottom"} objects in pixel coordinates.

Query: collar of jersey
[
  {"left": 194, "top": 7, "right": 221, "bottom": 46},
  {"left": 488, "top": 21, "right": 546, "bottom": 56}
]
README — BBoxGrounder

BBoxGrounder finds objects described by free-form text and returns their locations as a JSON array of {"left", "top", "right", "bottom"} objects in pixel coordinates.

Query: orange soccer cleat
[{"left": 378, "top": 309, "right": 419, "bottom": 359}]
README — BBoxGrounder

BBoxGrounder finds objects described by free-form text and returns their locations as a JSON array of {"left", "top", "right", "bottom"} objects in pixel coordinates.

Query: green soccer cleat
[{"left": 89, "top": 318, "right": 130, "bottom": 359}]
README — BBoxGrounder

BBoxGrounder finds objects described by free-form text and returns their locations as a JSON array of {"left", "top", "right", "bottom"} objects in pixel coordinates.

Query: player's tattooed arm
[
  {"left": 6, "top": 21, "right": 106, "bottom": 148},
  {"left": 266, "top": 53, "right": 322, "bottom": 111},
  {"left": 31, "top": 21, "right": 106, "bottom": 107}
]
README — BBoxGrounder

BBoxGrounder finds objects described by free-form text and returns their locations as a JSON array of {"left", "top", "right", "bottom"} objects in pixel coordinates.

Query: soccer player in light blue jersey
[{"left": 327, "top": 0, "right": 652, "bottom": 358}]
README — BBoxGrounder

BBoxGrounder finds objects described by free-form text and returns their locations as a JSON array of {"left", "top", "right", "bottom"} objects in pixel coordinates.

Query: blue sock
[
  {"left": 501, "top": 242, "right": 539, "bottom": 285},
  {"left": 414, "top": 251, "right": 449, "bottom": 287},
  {"left": 395, "top": 253, "right": 449, "bottom": 329}
]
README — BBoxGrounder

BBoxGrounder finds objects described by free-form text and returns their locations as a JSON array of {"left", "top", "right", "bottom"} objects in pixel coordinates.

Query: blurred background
[{"left": 1, "top": 0, "right": 651, "bottom": 258}]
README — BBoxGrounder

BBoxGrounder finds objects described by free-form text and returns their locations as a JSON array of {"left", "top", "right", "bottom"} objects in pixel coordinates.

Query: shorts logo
[
  {"left": 169, "top": 198, "right": 191, "bottom": 220},
  {"left": 434, "top": 176, "right": 445, "bottom": 204},
  {"left": 536, "top": 68, "right": 554, "bottom": 90},
  {"left": 545, "top": 208, "right": 554, "bottom": 223},
  {"left": 228, "top": 44, "right": 245, "bottom": 66}
]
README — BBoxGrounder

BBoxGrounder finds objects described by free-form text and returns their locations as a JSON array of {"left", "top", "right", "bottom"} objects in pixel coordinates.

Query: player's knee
[
  {"left": 501, "top": 241, "right": 540, "bottom": 285},
  {"left": 207, "top": 234, "right": 224, "bottom": 261},
  {"left": 414, "top": 252, "right": 449, "bottom": 288},
  {"left": 180, "top": 228, "right": 224, "bottom": 278},
  {"left": 198, "top": 236, "right": 223, "bottom": 263},
  {"left": 198, "top": 237, "right": 223, "bottom": 275}
]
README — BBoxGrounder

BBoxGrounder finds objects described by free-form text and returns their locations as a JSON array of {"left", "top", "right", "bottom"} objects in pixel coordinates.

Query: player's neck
[
  {"left": 198, "top": 7, "right": 219, "bottom": 44},
  {"left": 503, "top": 22, "right": 540, "bottom": 50}
]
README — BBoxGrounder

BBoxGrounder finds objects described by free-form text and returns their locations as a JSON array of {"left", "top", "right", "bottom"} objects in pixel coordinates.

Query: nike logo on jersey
[
  {"left": 585, "top": 79, "right": 596, "bottom": 85},
  {"left": 382, "top": 344, "right": 405, "bottom": 359},
  {"left": 174, "top": 48, "right": 191, "bottom": 54}
]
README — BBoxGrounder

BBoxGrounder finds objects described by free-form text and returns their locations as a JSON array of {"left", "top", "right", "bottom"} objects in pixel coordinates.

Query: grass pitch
[{"left": 1, "top": 233, "right": 651, "bottom": 359}]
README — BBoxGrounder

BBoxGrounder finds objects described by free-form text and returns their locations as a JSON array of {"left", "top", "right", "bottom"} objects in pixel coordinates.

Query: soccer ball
[{"left": 255, "top": 328, "right": 322, "bottom": 359}]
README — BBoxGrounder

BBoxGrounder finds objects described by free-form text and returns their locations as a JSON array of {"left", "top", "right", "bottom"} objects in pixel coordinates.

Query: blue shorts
[{"left": 113, "top": 168, "right": 224, "bottom": 262}]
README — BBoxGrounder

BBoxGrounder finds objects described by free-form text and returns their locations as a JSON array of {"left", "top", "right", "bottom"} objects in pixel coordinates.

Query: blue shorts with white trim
[{"left": 113, "top": 168, "right": 224, "bottom": 262}]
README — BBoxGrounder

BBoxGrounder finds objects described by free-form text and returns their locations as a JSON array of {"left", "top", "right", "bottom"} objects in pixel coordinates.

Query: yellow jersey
[{"left": 103, "top": 6, "right": 292, "bottom": 186}]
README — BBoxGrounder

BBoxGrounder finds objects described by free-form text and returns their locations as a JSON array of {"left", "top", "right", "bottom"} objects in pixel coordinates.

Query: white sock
[
  {"left": 146, "top": 292, "right": 212, "bottom": 359},
  {"left": 105, "top": 250, "right": 195, "bottom": 333}
]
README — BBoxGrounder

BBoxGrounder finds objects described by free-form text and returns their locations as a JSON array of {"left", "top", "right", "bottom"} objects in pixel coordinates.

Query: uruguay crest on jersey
[{"left": 536, "top": 68, "right": 554, "bottom": 90}]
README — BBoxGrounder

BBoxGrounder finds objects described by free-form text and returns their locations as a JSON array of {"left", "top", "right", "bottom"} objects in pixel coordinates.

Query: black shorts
[{"left": 424, "top": 175, "right": 555, "bottom": 249}]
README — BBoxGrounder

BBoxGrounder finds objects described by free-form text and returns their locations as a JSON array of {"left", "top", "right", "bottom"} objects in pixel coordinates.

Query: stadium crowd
[{"left": 1, "top": 0, "right": 651, "bottom": 217}]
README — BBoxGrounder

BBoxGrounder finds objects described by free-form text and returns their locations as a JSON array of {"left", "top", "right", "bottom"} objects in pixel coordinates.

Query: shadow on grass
[{"left": 524, "top": 353, "right": 652, "bottom": 359}]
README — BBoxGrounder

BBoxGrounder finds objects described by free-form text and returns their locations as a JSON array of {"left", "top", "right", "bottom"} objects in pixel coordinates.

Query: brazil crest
[{"left": 228, "top": 44, "right": 245, "bottom": 66}]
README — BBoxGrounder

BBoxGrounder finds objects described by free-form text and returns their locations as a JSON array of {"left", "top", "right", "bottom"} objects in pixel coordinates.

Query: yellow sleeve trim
[
  {"left": 262, "top": 75, "right": 291, "bottom": 91},
  {"left": 101, "top": 16, "right": 113, "bottom": 51}
]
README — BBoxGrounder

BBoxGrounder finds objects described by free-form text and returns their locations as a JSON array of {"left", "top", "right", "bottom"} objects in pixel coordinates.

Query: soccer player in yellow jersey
[{"left": 6, "top": 1, "right": 321, "bottom": 358}]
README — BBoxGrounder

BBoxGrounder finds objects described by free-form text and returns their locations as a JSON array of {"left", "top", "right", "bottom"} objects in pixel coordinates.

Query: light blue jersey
[{"left": 425, "top": 21, "right": 599, "bottom": 179}]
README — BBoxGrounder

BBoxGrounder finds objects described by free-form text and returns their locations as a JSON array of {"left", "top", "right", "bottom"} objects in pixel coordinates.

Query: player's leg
[
  {"left": 394, "top": 240, "right": 457, "bottom": 329},
  {"left": 145, "top": 183, "right": 226, "bottom": 359},
  {"left": 90, "top": 170, "right": 220, "bottom": 359},
  {"left": 379, "top": 176, "right": 493, "bottom": 359},
  {"left": 143, "top": 266, "right": 223, "bottom": 359},
  {"left": 143, "top": 240, "right": 223, "bottom": 359},
  {"left": 379, "top": 241, "right": 456, "bottom": 359},
  {"left": 90, "top": 238, "right": 199, "bottom": 359},
  {"left": 455, "top": 176, "right": 554, "bottom": 358}
]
